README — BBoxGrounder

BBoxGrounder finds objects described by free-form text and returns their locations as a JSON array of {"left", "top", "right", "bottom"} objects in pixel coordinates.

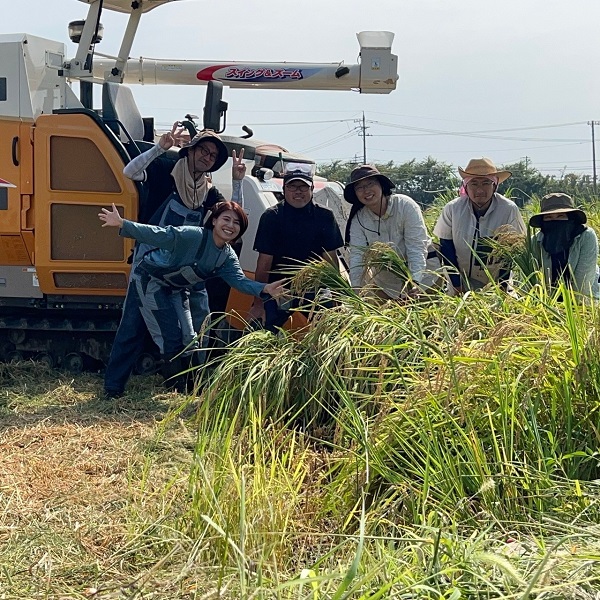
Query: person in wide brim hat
[
  {"left": 528, "top": 193, "right": 598, "bottom": 300},
  {"left": 433, "top": 156, "right": 526, "bottom": 294},
  {"left": 529, "top": 192, "right": 586, "bottom": 228},
  {"left": 458, "top": 157, "right": 512, "bottom": 184},
  {"left": 343, "top": 164, "right": 395, "bottom": 204},
  {"left": 343, "top": 164, "right": 431, "bottom": 299},
  {"left": 178, "top": 129, "right": 229, "bottom": 172}
]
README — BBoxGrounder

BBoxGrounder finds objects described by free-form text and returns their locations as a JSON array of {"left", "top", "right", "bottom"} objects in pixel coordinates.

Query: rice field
[{"left": 1, "top": 198, "right": 600, "bottom": 598}]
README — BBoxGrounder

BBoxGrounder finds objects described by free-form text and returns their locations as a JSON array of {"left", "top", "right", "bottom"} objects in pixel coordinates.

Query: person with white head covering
[{"left": 433, "top": 157, "right": 526, "bottom": 294}]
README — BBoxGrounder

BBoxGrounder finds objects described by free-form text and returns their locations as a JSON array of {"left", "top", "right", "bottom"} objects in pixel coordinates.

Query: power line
[
  {"left": 369, "top": 118, "right": 586, "bottom": 134},
  {"left": 155, "top": 118, "right": 355, "bottom": 129},
  {"left": 286, "top": 118, "right": 358, "bottom": 147},
  {"left": 298, "top": 130, "right": 357, "bottom": 153},
  {"left": 366, "top": 111, "right": 589, "bottom": 129},
  {"left": 368, "top": 121, "right": 587, "bottom": 143}
]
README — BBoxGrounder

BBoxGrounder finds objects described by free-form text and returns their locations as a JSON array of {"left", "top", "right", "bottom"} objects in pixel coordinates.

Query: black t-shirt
[{"left": 253, "top": 201, "right": 344, "bottom": 282}]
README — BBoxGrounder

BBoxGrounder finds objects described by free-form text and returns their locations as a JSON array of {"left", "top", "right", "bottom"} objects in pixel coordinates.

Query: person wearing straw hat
[
  {"left": 343, "top": 164, "right": 431, "bottom": 299},
  {"left": 529, "top": 193, "right": 599, "bottom": 300},
  {"left": 433, "top": 157, "right": 526, "bottom": 294}
]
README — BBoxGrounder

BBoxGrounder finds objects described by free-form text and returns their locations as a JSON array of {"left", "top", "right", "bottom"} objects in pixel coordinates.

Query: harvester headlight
[{"left": 68, "top": 20, "right": 104, "bottom": 44}]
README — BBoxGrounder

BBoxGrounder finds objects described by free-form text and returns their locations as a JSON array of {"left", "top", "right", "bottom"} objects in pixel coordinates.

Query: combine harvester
[{"left": 0, "top": 0, "right": 398, "bottom": 371}]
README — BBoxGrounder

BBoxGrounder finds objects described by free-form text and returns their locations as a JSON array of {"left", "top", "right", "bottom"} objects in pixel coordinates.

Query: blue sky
[{"left": 5, "top": 0, "right": 600, "bottom": 176}]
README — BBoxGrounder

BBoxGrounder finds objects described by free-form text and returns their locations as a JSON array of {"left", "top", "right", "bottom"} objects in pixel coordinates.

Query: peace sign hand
[
  {"left": 232, "top": 148, "right": 246, "bottom": 181},
  {"left": 159, "top": 122, "right": 188, "bottom": 150}
]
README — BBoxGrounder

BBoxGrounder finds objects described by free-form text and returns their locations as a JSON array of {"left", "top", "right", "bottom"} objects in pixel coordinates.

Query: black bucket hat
[
  {"left": 179, "top": 129, "right": 228, "bottom": 172},
  {"left": 343, "top": 164, "right": 395, "bottom": 204},
  {"left": 529, "top": 193, "right": 587, "bottom": 228}
]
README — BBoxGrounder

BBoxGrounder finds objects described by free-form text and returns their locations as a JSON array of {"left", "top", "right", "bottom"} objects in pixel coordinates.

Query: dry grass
[{"left": 0, "top": 362, "right": 197, "bottom": 598}]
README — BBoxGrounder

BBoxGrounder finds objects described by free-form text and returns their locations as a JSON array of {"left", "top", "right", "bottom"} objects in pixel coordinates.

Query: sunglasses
[{"left": 283, "top": 162, "right": 315, "bottom": 177}]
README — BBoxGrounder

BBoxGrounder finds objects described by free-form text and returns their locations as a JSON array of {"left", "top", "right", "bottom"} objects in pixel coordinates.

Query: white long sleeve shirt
[
  {"left": 349, "top": 194, "right": 430, "bottom": 296},
  {"left": 433, "top": 193, "right": 525, "bottom": 287}
]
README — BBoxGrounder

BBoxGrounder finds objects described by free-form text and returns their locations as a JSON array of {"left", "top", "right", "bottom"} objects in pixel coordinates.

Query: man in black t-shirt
[{"left": 251, "top": 164, "right": 343, "bottom": 331}]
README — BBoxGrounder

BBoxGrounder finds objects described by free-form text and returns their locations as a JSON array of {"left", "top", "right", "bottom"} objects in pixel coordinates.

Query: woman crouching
[
  {"left": 99, "top": 201, "right": 285, "bottom": 390},
  {"left": 529, "top": 193, "right": 599, "bottom": 301}
]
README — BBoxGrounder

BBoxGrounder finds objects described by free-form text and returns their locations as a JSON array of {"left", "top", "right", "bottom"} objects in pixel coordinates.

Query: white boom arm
[
  {"left": 92, "top": 33, "right": 398, "bottom": 95},
  {"left": 70, "top": 0, "right": 397, "bottom": 94}
]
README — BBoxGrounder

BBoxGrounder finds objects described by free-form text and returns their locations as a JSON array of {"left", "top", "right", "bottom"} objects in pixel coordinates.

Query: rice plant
[
  {"left": 159, "top": 266, "right": 600, "bottom": 596},
  {"left": 4, "top": 209, "right": 600, "bottom": 597}
]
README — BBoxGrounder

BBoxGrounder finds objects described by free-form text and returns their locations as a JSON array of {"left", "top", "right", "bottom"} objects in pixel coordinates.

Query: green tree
[
  {"left": 384, "top": 157, "right": 456, "bottom": 206},
  {"left": 549, "top": 171, "right": 595, "bottom": 200},
  {"left": 316, "top": 160, "right": 356, "bottom": 185},
  {"left": 317, "top": 158, "right": 598, "bottom": 209},
  {"left": 497, "top": 160, "right": 552, "bottom": 206},
  {"left": 498, "top": 160, "right": 596, "bottom": 205}
]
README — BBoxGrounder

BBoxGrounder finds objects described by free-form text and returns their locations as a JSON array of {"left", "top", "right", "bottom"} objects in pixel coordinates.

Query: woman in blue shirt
[{"left": 99, "top": 201, "right": 285, "bottom": 390}]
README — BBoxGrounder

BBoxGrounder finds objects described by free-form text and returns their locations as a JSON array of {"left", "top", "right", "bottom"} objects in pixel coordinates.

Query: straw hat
[
  {"left": 529, "top": 193, "right": 587, "bottom": 227},
  {"left": 458, "top": 157, "right": 511, "bottom": 183}
]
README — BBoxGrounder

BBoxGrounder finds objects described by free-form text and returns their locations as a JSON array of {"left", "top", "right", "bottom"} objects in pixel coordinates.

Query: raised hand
[
  {"left": 158, "top": 122, "right": 187, "bottom": 150},
  {"left": 98, "top": 203, "right": 124, "bottom": 228},
  {"left": 173, "top": 124, "right": 191, "bottom": 148},
  {"left": 232, "top": 148, "right": 246, "bottom": 181}
]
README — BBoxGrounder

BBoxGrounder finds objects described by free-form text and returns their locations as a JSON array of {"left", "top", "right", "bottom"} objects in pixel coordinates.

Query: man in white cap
[{"left": 251, "top": 163, "right": 344, "bottom": 331}]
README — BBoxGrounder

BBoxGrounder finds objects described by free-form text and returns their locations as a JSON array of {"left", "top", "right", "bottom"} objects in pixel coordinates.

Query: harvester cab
[{"left": 0, "top": 0, "right": 397, "bottom": 369}]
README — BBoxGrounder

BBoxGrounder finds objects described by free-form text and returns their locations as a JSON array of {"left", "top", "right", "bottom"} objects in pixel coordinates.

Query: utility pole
[
  {"left": 362, "top": 112, "right": 367, "bottom": 164},
  {"left": 354, "top": 112, "right": 370, "bottom": 164},
  {"left": 588, "top": 121, "right": 600, "bottom": 195}
]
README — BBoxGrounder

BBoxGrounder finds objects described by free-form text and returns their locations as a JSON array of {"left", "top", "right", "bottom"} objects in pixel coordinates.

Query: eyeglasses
[
  {"left": 285, "top": 183, "right": 311, "bottom": 192},
  {"left": 196, "top": 145, "right": 219, "bottom": 162},
  {"left": 466, "top": 180, "right": 495, "bottom": 189},
  {"left": 354, "top": 179, "right": 379, "bottom": 193}
]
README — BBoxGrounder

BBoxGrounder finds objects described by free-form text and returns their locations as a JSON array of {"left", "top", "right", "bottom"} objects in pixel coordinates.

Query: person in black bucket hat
[
  {"left": 104, "top": 122, "right": 246, "bottom": 399},
  {"left": 343, "top": 164, "right": 431, "bottom": 299},
  {"left": 529, "top": 193, "right": 599, "bottom": 300}
]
